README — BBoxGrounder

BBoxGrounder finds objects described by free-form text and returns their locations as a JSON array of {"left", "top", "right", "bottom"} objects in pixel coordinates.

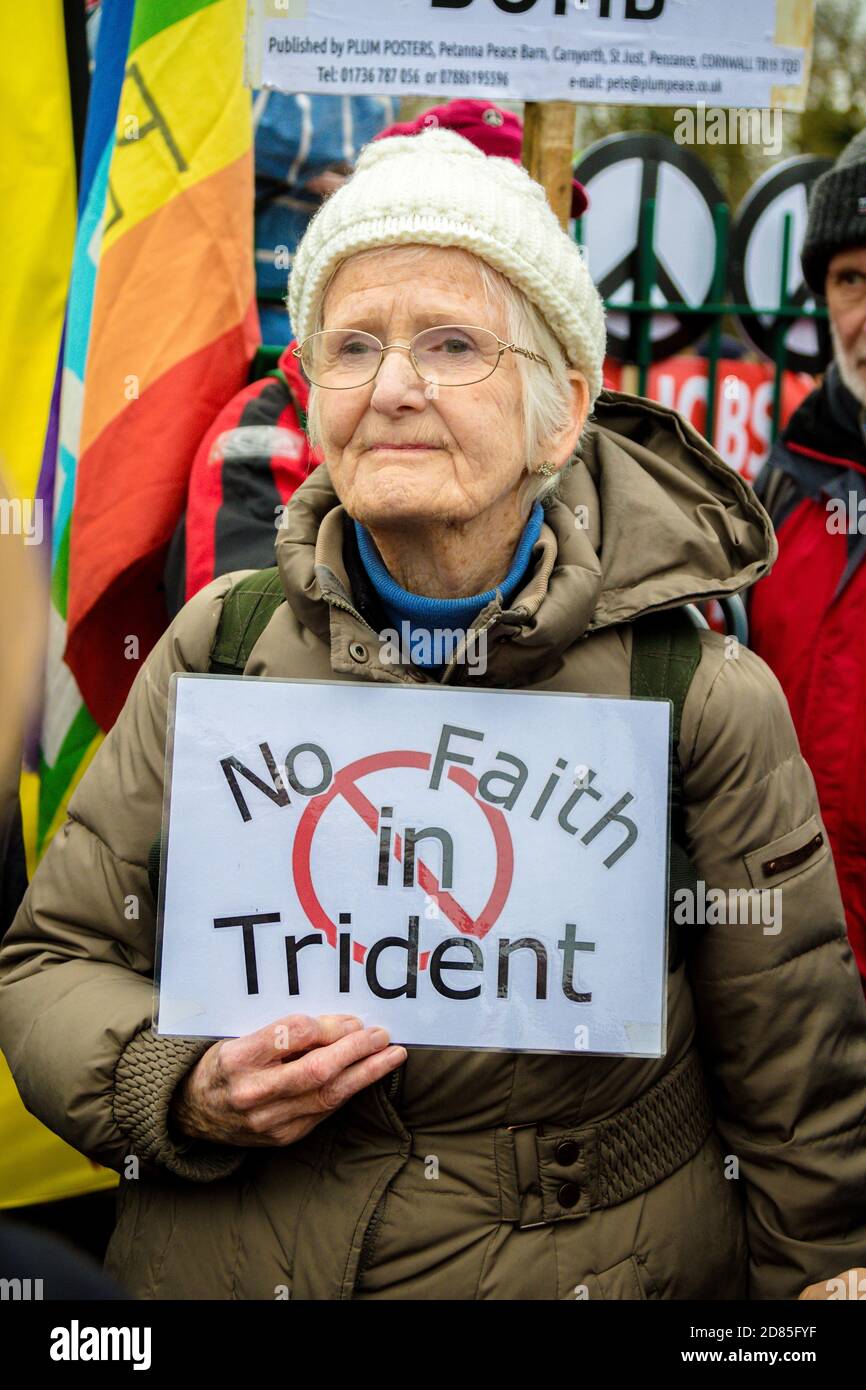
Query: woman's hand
[
  {"left": 798, "top": 1267, "right": 866, "bottom": 1299},
  {"left": 170, "top": 1013, "right": 406, "bottom": 1148}
]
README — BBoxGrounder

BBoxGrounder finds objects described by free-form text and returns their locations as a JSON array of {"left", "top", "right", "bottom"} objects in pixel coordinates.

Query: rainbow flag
[
  {"left": 0, "top": 0, "right": 121, "bottom": 1213},
  {"left": 39, "top": 0, "right": 258, "bottom": 853}
]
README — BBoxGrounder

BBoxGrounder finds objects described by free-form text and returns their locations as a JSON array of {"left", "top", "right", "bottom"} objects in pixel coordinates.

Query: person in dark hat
[{"left": 750, "top": 129, "right": 866, "bottom": 992}]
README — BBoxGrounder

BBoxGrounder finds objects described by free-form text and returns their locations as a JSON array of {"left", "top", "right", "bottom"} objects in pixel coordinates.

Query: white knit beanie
[{"left": 287, "top": 127, "right": 607, "bottom": 405}]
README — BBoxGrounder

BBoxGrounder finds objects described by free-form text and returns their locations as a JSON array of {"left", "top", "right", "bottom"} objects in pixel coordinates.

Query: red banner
[{"left": 603, "top": 357, "right": 815, "bottom": 484}]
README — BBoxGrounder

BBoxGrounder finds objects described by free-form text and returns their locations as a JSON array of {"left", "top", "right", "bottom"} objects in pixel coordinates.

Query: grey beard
[{"left": 830, "top": 320, "right": 866, "bottom": 410}]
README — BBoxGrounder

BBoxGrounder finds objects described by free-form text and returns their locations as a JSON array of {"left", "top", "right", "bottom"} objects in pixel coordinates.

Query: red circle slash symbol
[{"left": 292, "top": 750, "right": 514, "bottom": 968}]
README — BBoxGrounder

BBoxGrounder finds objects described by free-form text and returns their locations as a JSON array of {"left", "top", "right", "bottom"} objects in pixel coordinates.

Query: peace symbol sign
[
  {"left": 574, "top": 133, "right": 727, "bottom": 364},
  {"left": 728, "top": 155, "right": 834, "bottom": 376}
]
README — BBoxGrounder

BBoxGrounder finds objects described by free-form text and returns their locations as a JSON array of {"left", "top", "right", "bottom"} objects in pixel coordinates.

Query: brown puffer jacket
[{"left": 1, "top": 392, "right": 864, "bottom": 1301}]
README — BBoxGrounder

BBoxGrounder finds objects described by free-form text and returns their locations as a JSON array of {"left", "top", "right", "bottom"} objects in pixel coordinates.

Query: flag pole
[{"left": 521, "top": 101, "right": 576, "bottom": 229}]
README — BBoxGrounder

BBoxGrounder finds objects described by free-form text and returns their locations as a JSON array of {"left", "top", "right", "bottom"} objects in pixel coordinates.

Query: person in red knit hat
[{"left": 371, "top": 99, "right": 588, "bottom": 218}]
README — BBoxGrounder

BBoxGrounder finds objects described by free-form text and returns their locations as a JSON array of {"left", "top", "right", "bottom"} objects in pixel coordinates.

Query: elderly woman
[{"left": 1, "top": 129, "right": 864, "bottom": 1302}]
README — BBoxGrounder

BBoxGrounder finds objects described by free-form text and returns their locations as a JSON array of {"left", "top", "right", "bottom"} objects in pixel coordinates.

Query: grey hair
[
  {"left": 300, "top": 245, "right": 584, "bottom": 513},
  {"left": 831, "top": 318, "right": 866, "bottom": 409}
]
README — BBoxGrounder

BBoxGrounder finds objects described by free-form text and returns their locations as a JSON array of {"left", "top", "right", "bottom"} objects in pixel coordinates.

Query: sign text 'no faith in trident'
[{"left": 155, "top": 676, "right": 671, "bottom": 1056}]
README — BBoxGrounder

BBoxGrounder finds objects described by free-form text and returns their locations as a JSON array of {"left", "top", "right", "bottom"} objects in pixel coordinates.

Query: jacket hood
[
  {"left": 577, "top": 392, "right": 775, "bottom": 626},
  {"left": 276, "top": 390, "right": 775, "bottom": 668}
]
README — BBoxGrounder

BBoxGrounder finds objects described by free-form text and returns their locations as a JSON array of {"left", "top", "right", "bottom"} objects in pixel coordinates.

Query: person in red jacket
[
  {"left": 750, "top": 129, "right": 866, "bottom": 991},
  {"left": 164, "top": 343, "right": 314, "bottom": 615}
]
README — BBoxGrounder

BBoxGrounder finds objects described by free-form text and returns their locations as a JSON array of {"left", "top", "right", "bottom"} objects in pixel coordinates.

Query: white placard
[
  {"left": 155, "top": 676, "right": 671, "bottom": 1056},
  {"left": 247, "top": 0, "right": 813, "bottom": 112}
]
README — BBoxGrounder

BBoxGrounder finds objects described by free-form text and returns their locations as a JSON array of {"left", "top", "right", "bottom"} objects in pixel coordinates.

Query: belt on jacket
[{"left": 493, "top": 1048, "right": 715, "bottom": 1231}]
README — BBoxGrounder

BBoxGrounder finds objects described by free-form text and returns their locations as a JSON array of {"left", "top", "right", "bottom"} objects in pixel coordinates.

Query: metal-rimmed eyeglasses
[{"left": 293, "top": 325, "right": 551, "bottom": 389}]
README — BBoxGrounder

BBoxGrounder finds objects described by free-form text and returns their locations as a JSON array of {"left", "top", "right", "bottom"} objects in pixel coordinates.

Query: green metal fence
[{"left": 575, "top": 202, "right": 828, "bottom": 450}]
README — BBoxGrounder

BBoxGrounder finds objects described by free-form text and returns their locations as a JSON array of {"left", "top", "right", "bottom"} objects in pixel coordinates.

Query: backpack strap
[
  {"left": 208, "top": 567, "right": 286, "bottom": 675},
  {"left": 630, "top": 608, "right": 701, "bottom": 819},
  {"left": 630, "top": 608, "right": 703, "bottom": 970}
]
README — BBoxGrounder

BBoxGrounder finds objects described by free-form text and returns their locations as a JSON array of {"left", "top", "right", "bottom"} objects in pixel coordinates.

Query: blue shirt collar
[{"left": 353, "top": 501, "right": 544, "bottom": 637}]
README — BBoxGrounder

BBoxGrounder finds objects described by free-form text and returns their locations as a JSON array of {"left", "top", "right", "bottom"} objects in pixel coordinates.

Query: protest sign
[
  {"left": 155, "top": 676, "right": 671, "bottom": 1056},
  {"left": 246, "top": 0, "right": 814, "bottom": 112}
]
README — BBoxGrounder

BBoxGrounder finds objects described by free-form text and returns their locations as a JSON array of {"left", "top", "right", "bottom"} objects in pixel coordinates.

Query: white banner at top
[{"left": 247, "top": 0, "right": 815, "bottom": 112}]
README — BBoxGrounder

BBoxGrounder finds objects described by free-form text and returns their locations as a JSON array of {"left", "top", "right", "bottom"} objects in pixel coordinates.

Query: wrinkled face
[
  {"left": 826, "top": 247, "right": 866, "bottom": 407},
  {"left": 311, "top": 246, "right": 527, "bottom": 530}
]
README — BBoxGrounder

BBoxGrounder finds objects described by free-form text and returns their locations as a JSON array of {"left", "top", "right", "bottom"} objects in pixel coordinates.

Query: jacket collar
[
  {"left": 781, "top": 363, "right": 866, "bottom": 475},
  {"left": 275, "top": 390, "right": 774, "bottom": 681}
]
